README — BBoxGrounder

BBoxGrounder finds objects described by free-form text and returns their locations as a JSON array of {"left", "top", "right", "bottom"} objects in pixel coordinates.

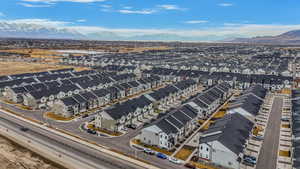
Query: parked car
[
  {"left": 281, "top": 117, "right": 290, "bottom": 122},
  {"left": 127, "top": 124, "right": 138, "bottom": 129},
  {"left": 168, "top": 157, "right": 182, "bottom": 164},
  {"left": 252, "top": 135, "right": 264, "bottom": 141},
  {"left": 243, "top": 159, "right": 255, "bottom": 166},
  {"left": 244, "top": 157, "right": 257, "bottom": 164},
  {"left": 184, "top": 163, "right": 196, "bottom": 169},
  {"left": 82, "top": 114, "right": 89, "bottom": 118},
  {"left": 243, "top": 155, "right": 257, "bottom": 161},
  {"left": 144, "top": 148, "right": 155, "bottom": 155},
  {"left": 20, "top": 127, "right": 29, "bottom": 132},
  {"left": 87, "top": 129, "right": 96, "bottom": 135},
  {"left": 156, "top": 152, "right": 167, "bottom": 159}
]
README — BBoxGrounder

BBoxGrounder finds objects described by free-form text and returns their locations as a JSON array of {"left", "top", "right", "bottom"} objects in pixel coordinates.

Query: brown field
[
  {"left": 0, "top": 49, "right": 64, "bottom": 58},
  {"left": 118, "top": 46, "right": 172, "bottom": 53},
  {"left": 0, "top": 62, "right": 88, "bottom": 76},
  {"left": 0, "top": 135, "right": 64, "bottom": 169}
]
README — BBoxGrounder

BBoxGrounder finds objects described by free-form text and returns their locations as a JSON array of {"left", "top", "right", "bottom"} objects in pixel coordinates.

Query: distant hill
[
  {"left": 0, "top": 22, "right": 85, "bottom": 40},
  {"left": 0, "top": 21, "right": 238, "bottom": 41},
  {"left": 230, "top": 30, "right": 300, "bottom": 44}
]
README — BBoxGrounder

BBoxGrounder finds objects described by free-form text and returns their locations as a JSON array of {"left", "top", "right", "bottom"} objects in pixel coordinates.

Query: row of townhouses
[
  {"left": 139, "top": 82, "right": 232, "bottom": 151},
  {"left": 291, "top": 90, "right": 300, "bottom": 169},
  {"left": 144, "top": 67, "right": 292, "bottom": 90},
  {"left": 198, "top": 84, "right": 267, "bottom": 169},
  {"left": 94, "top": 79, "right": 200, "bottom": 132},
  {"left": 50, "top": 75, "right": 162, "bottom": 118}
]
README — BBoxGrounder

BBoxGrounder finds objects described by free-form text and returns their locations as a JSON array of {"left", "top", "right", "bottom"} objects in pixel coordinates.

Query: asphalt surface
[
  {"left": 256, "top": 97, "right": 283, "bottom": 169},
  {"left": 0, "top": 111, "right": 151, "bottom": 169}
]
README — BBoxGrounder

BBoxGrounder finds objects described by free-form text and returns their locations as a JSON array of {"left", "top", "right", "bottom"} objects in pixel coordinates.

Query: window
[
  {"left": 144, "top": 137, "right": 146, "bottom": 141},
  {"left": 206, "top": 148, "right": 209, "bottom": 151},
  {"left": 200, "top": 146, "right": 203, "bottom": 150}
]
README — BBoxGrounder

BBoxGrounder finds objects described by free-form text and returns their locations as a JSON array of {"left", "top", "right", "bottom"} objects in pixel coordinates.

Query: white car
[{"left": 168, "top": 157, "right": 182, "bottom": 164}]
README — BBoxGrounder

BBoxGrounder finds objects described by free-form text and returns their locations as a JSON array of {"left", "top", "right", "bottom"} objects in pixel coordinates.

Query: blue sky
[{"left": 1, "top": 0, "right": 300, "bottom": 37}]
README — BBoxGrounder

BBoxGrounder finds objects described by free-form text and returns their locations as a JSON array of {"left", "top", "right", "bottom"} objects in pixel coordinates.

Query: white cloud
[
  {"left": 18, "top": 2, "right": 52, "bottom": 7},
  {"left": 118, "top": 9, "right": 156, "bottom": 15},
  {"left": 21, "top": 0, "right": 106, "bottom": 3},
  {"left": 157, "top": 4, "right": 186, "bottom": 11},
  {"left": 100, "top": 4, "right": 111, "bottom": 8},
  {"left": 76, "top": 19, "right": 86, "bottom": 22},
  {"left": 185, "top": 20, "right": 208, "bottom": 24},
  {"left": 218, "top": 3, "right": 233, "bottom": 7},
  {"left": 123, "top": 6, "right": 132, "bottom": 10}
]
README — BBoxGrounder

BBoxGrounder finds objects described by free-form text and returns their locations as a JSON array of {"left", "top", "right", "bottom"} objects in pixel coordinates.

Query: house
[
  {"left": 94, "top": 94, "right": 153, "bottom": 132},
  {"left": 80, "top": 92, "right": 99, "bottom": 109},
  {"left": 92, "top": 89, "right": 111, "bottom": 106},
  {"left": 52, "top": 97, "right": 79, "bottom": 117},
  {"left": 5, "top": 86, "right": 28, "bottom": 103},
  {"left": 140, "top": 104, "right": 198, "bottom": 150},
  {"left": 72, "top": 94, "right": 88, "bottom": 113},
  {"left": 198, "top": 113, "right": 254, "bottom": 169},
  {"left": 228, "top": 85, "right": 266, "bottom": 122}
]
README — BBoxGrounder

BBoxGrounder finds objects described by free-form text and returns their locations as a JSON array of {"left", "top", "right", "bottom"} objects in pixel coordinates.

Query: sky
[{"left": 0, "top": 0, "right": 300, "bottom": 38}]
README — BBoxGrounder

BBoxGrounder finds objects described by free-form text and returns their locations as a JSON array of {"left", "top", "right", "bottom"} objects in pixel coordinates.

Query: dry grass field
[
  {"left": 0, "top": 62, "right": 88, "bottom": 76},
  {"left": 0, "top": 136, "right": 63, "bottom": 169}
]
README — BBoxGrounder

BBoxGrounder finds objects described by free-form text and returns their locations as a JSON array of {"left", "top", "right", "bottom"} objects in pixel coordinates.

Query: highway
[{"left": 0, "top": 110, "right": 151, "bottom": 169}]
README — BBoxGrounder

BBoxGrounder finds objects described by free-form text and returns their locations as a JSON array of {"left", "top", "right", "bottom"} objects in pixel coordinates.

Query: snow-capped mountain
[{"left": 0, "top": 22, "right": 85, "bottom": 39}]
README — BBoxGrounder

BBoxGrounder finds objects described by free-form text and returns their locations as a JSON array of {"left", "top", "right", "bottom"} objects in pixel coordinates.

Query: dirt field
[
  {"left": 0, "top": 62, "right": 88, "bottom": 76},
  {"left": 0, "top": 136, "right": 63, "bottom": 169}
]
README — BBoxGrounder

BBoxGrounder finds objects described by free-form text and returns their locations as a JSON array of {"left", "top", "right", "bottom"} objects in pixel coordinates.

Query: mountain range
[
  {"left": 229, "top": 30, "right": 300, "bottom": 44},
  {"left": 0, "top": 21, "right": 300, "bottom": 44}
]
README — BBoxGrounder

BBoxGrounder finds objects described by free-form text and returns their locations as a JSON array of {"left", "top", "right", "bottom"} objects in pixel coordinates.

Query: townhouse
[
  {"left": 145, "top": 79, "right": 198, "bottom": 110},
  {"left": 227, "top": 85, "right": 267, "bottom": 122},
  {"left": 140, "top": 104, "right": 199, "bottom": 150},
  {"left": 186, "top": 82, "right": 231, "bottom": 117},
  {"left": 291, "top": 90, "right": 300, "bottom": 169},
  {"left": 94, "top": 95, "right": 153, "bottom": 132},
  {"left": 198, "top": 113, "right": 254, "bottom": 169}
]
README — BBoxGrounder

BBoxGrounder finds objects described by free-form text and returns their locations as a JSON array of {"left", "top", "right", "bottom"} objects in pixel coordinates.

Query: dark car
[
  {"left": 156, "top": 153, "right": 167, "bottom": 159},
  {"left": 243, "top": 158, "right": 256, "bottom": 166},
  {"left": 20, "top": 127, "right": 29, "bottom": 132},
  {"left": 127, "top": 124, "right": 138, "bottom": 129},
  {"left": 87, "top": 129, "right": 96, "bottom": 135},
  {"left": 82, "top": 114, "right": 89, "bottom": 118},
  {"left": 243, "top": 155, "right": 256, "bottom": 161}
]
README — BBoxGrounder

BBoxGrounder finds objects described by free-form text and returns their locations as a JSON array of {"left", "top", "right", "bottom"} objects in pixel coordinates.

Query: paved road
[
  {"left": 256, "top": 97, "right": 283, "bottom": 169},
  {"left": 0, "top": 111, "right": 152, "bottom": 169}
]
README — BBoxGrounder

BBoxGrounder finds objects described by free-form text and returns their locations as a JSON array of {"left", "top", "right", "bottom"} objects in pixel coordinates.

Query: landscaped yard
[
  {"left": 282, "top": 124, "right": 290, "bottom": 128},
  {"left": 279, "top": 150, "right": 291, "bottom": 157},
  {"left": 213, "top": 110, "right": 226, "bottom": 119},
  {"left": 45, "top": 112, "right": 74, "bottom": 121},
  {"left": 190, "top": 161, "right": 218, "bottom": 169},
  {"left": 174, "top": 145, "right": 195, "bottom": 160}
]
